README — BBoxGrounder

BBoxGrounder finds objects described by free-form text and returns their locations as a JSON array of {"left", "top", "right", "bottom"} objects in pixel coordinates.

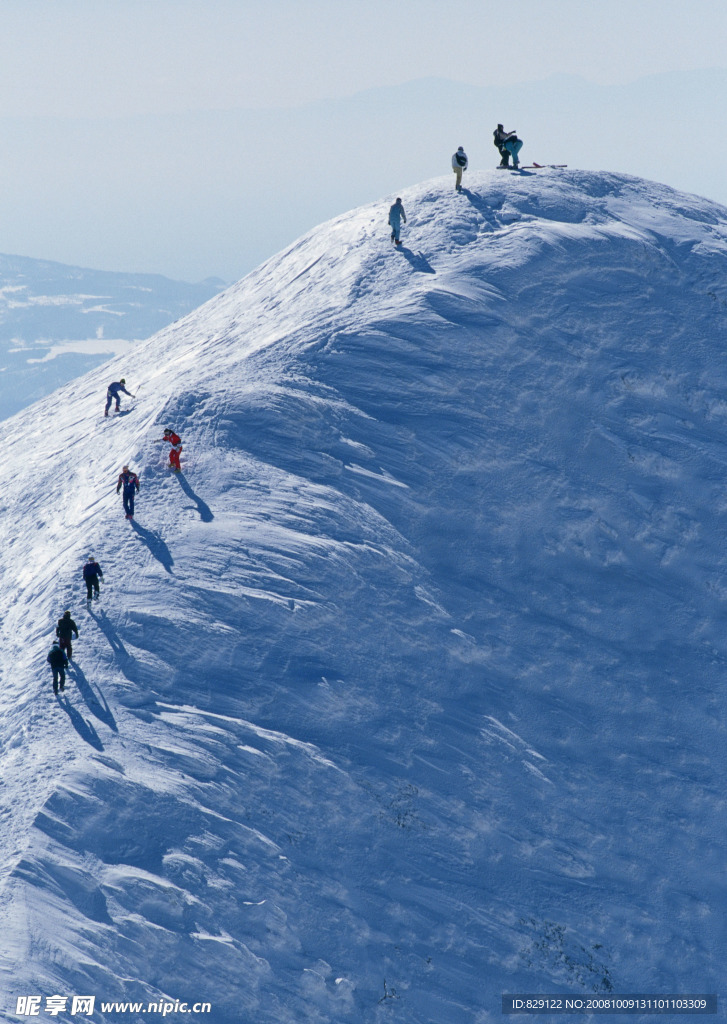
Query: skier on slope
[
  {"left": 493, "top": 124, "right": 523, "bottom": 169},
  {"left": 47, "top": 640, "right": 68, "bottom": 695},
  {"left": 56, "top": 610, "right": 79, "bottom": 660},
  {"left": 83, "top": 555, "right": 104, "bottom": 601},
  {"left": 117, "top": 465, "right": 140, "bottom": 519},
  {"left": 388, "top": 198, "right": 406, "bottom": 246},
  {"left": 452, "top": 146, "right": 468, "bottom": 190},
  {"left": 104, "top": 378, "right": 135, "bottom": 417},
  {"left": 159, "top": 428, "right": 183, "bottom": 472}
]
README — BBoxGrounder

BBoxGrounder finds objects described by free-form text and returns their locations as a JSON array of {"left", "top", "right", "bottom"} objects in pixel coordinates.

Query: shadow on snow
[
  {"left": 130, "top": 519, "right": 174, "bottom": 573},
  {"left": 88, "top": 607, "right": 130, "bottom": 661},
  {"left": 88, "top": 607, "right": 144, "bottom": 688},
  {"left": 55, "top": 692, "right": 104, "bottom": 750},
  {"left": 173, "top": 470, "right": 214, "bottom": 522},
  {"left": 397, "top": 246, "right": 436, "bottom": 275},
  {"left": 68, "top": 660, "right": 118, "bottom": 733}
]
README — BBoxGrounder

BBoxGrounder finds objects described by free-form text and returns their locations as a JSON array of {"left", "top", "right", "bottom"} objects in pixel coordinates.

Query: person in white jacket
[{"left": 452, "top": 146, "right": 468, "bottom": 191}]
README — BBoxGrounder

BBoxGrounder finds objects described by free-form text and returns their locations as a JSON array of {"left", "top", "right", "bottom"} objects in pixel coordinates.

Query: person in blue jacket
[
  {"left": 104, "top": 378, "right": 135, "bottom": 417},
  {"left": 117, "top": 465, "right": 140, "bottom": 519},
  {"left": 388, "top": 198, "right": 406, "bottom": 246}
]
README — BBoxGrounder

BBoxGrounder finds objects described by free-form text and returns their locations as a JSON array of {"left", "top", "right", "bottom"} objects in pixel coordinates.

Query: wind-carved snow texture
[{"left": 0, "top": 170, "right": 726, "bottom": 1023}]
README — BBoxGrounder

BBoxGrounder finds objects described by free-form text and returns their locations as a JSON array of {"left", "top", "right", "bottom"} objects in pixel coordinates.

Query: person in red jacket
[{"left": 160, "top": 428, "right": 183, "bottom": 471}]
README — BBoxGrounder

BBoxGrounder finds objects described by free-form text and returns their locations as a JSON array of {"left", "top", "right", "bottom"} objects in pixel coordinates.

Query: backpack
[{"left": 456, "top": 151, "right": 467, "bottom": 167}]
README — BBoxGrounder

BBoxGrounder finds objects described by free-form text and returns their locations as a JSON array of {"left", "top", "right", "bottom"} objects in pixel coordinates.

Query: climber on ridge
[
  {"left": 160, "top": 428, "right": 183, "bottom": 472},
  {"left": 452, "top": 146, "right": 468, "bottom": 190},
  {"left": 117, "top": 465, "right": 140, "bottom": 519},
  {"left": 388, "top": 197, "right": 407, "bottom": 246},
  {"left": 104, "top": 378, "right": 135, "bottom": 417}
]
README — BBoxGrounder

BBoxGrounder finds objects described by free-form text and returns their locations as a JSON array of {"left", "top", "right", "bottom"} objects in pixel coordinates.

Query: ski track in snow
[{"left": 0, "top": 169, "right": 726, "bottom": 1023}]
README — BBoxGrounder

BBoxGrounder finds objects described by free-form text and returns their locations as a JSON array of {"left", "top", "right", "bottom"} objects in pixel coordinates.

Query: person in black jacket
[
  {"left": 83, "top": 556, "right": 104, "bottom": 601},
  {"left": 493, "top": 124, "right": 523, "bottom": 169},
  {"left": 47, "top": 640, "right": 68, "bottom": 694},
  {"left": 56, "top": 610, "right": 79, "bottom": 659}
]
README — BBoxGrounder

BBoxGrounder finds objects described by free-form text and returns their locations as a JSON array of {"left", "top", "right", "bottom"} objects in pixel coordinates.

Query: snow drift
[{"left": 0, "top": 169, "right": 725, "bottom": 1023}]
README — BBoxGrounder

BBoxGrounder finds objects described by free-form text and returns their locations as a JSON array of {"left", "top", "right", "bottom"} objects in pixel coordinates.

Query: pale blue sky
[
  {"left": 1, "top": 1, "right": 726, "bottom": 281},
  {"left": 2, "top": 0, "right": 726, "bottom": 116}
]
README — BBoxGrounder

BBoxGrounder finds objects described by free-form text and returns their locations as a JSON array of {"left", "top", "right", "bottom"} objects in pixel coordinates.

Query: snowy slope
[
  {"left": 0, "top": 255, "right": 224, "bottom": 423},
  {"left": 0, "top": 170, "right": 725, "bottom": 1023}
]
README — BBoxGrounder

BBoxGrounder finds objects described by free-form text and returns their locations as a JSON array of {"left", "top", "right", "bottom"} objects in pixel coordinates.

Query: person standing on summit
[
  {"left": 388, "top": 197, "right": 406, "bottom": 246},
  {"left": 452, "top": 146, "right": 468, "bottom": 190},
  {"left": 117, "top": 465, "right": 140, "bottom": 519},
  {"left": 104, "top": 378, "right": 135, "bottom": 417},
  {"left": 493, "top": 124, "right": 523, "bottom": 169}
]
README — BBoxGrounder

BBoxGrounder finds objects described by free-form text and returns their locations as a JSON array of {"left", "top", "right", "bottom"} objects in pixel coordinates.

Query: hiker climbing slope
[
  {"left": 104, "top": 378, "right": 135, "bottom": 417},
  {"left": 47, "top": 640, "right": 68, "bottom": 694},
  {"left": 55, "top": 610, "right": 79, "bottom": 660},
  {"left": 83, "top": 556, "right": 104, "bottom": 601},
  {"left": 117, "top": 465, "right": 140, "bottom": 519},
  {"left": 160, "top": 428, "right": 183, "bottom": 472},
  {"left": 388, "top": 198, "right": 407, "bottom": 246}
]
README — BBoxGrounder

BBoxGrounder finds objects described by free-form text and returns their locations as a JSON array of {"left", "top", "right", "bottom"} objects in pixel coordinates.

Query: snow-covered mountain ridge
[{"left": 0, "top": 170, "right": 725, "bottom": 1023}]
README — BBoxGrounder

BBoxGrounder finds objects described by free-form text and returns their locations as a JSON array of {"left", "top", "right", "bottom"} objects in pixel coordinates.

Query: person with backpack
[
  {"left": 452, "top": 147, "right": 468, "bottom": 191},
  {"left": 56, "top": 610, "right": 79, "bottom": 660},
  {"left": 160, "top": 428, "right": 183, "bottom": 472},
  {"left": 117, "top": 465, "right": 140, "bottom": 519},
  {"left": 47, "top": 640, "right": 68, "bottom": 694},
  {"left": 104, "top": 378, "right": 135, "bottom": 417},
  {"left": 493, "top": 124, "right": 523, "bottom": 169},
  {"left": 388, "top": 197, "right": 407, "bottom": 246},
  {"left": 83, "top": 555, "right": 104, "bottom": 601}
]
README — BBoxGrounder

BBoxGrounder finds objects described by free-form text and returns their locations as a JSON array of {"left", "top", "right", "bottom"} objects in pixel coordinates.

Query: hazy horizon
[
  {"left": 2, "top": 68, "right": 727, "bottom": 283},
  {"left": 1, "top": 0, "right": 726, "bottom": 281}
]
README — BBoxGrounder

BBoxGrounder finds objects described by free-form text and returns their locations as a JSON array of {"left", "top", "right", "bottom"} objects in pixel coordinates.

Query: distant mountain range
[
  {"left": 2, "top": 70, "right": 727, "bottom": 285},
  {"left": 0, "top": 253, "right": 224, "bottom": 421}
]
